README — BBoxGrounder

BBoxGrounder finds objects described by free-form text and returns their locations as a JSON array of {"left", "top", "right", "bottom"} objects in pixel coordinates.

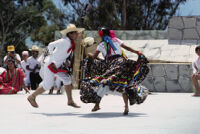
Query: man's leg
[
  {"left": 27, "top": 86, "right": 45, "bottom": 108},
  {"left": 36, "top": 72, "right": 42, "bottom": 87},
  {"left": 28, "top": 64, "right": 55, "bottom": 107},
  {"left": 192, "top": 74, "right": 200, "bottom": 96},
  {"left": 64, "top": 84, "right": 80, "bottom": 108},
  {"left": 30, "top": 72, "right": 36, "bottom": 90}
]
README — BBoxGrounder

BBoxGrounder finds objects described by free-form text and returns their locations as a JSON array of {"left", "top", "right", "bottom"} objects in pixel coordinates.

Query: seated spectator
[
  {"left": 192, "top": 46, "right": 200, "bottom": 96},
  {"left": 26, "top": 45, "right": 42, "bottom": 90},
  {"left": 4, "top": 45, "right": 21, "bottom": 68},
  {"left": 0, "top": 59, "right": 29, "bottom": 94},
  {"left": 21, "top": 51, "right": 31, "bottom": 89}
]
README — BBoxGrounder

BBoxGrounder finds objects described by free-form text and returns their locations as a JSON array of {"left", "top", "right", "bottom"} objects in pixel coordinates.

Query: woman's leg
[
  {"left": 92, "top": 102, "right": 101, "bottom": 112},
  {"left": 122, "top": 93, "right": 129, "bottom": 115}
]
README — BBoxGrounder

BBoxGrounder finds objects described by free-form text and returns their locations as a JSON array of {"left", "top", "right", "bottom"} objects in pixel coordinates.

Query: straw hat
[
  {"left": 60, "top": 24, "right": 84, "bottom": 36},
  {"left": 83, "top": 37, "right": 95, "bottom": 47},
  {"left": 29, "top": 45, "right": 39, "bottom": 51},
  {"left": 7, "top": 45, "right": 15, "bottom": 52}
]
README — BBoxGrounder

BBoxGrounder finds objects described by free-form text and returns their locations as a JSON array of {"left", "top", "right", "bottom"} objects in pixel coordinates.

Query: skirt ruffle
[{"left": 80, "top": 55, "right": 149, "bottom": 105}]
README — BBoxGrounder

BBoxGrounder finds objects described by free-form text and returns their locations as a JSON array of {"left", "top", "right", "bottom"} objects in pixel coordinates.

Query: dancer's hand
[
  {"left": 87, "top": 53, "right": 93, "bottom": 58},
  {"left": 137, "top": 51, "right": 142, "bottom": 55},
  {"left": 24, "top": 87, "right": 30, "bottom": 94}
]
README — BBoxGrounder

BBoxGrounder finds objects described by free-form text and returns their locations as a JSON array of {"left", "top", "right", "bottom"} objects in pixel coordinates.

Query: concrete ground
[{"left": 0, "top": 90, "right": 200, "bottom": 134}]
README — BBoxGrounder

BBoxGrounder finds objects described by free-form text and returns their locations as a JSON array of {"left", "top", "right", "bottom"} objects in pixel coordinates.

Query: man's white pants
[{"left": 40, "top": 63, "right": 71, "bottom": 90}]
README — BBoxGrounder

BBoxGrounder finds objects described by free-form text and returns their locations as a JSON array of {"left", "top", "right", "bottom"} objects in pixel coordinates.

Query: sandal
[
  {"left": 91, "top": 106, "right": 100, "bottom": 112},
  {"left": 27, "top": 95, "right": 38, "bottom": 108},
  {"left": 123, "top": 109, "right": 129, "bottom": 115}
]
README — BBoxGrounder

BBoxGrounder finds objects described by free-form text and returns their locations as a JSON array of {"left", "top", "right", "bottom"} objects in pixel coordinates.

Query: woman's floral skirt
[{"left": 80, "top": 55, "right": 149, "bottom": 105}]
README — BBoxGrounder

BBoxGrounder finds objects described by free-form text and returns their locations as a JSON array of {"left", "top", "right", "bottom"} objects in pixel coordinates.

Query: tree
[
  {"left": 0, "top": 0, "right": 67, "bottom": 61},
  {"left": 62, "top": 0, "right": 187, "bottom": 30},
  {"left": 30, "top": 0, "right": 68, "bottom": 46}
]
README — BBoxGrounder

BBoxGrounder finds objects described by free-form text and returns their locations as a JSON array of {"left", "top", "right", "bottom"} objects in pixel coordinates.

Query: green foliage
[
  {"left": 0, "top": 0, "right": 67, "bottom": 60},
  {"left": 62, "top": 0, "right": 187, "bottom": 30}
]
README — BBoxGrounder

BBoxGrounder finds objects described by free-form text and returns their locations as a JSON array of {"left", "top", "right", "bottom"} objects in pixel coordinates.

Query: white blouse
[{"left": 97, "top": 38, "right": 123, "bottom": 58}]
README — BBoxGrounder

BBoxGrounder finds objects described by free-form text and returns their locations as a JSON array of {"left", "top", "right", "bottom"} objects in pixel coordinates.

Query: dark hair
[
  {"left": 98, "top": 27, "right": 110, "bottom": 36},
  {"left": 6, "top": 58, "right": 17, "bottom": 70},
  {"left": 195, "top": 46, "right": 200, "bottom": 52}
]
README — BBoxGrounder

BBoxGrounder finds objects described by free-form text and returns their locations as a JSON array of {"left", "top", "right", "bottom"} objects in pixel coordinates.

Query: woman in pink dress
[{"left": 0, "top": 59, "right": 29, "bottom": 94}]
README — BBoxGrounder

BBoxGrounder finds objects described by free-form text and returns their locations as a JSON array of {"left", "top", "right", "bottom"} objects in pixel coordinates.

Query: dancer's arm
[
  {"left": 121, "top": 43, "right": 141, "bottom": 55},
  {"left": 48, "top": 42, "right": 57, "bottom": 55},
  {"left": 87, "top": 50, "right": 100, "bottom": 59}
]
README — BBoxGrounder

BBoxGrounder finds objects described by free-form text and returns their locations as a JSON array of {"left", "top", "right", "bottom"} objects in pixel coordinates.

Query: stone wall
[
  {"left": 123, "top": 40, "right": 198, "bottom": 63},
  {"left": 141, "top": 63, "right": 193, "bottom": 92},
  {"left": 168, "top": 16, "right": 200, "bottom": 40},
  {"left": 85, "top": 30, "right": 168, "bottom": 40}
]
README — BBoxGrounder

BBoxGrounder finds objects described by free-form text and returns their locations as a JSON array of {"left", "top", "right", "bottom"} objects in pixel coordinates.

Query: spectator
[
  {"left": 0, "top": 59, "right": 29, "bottom": 94},
  {"left": 192, "top": 46, "right": 200, "bottom": 96},
  {"left": 4, "top": 45, "right": 21, "bottom": 68},
  {"left": 21, "top": 51, "right": 31, "bottom": 90},
  {"left": 26, "top": 45, "right": 42, "bottom": 90}
]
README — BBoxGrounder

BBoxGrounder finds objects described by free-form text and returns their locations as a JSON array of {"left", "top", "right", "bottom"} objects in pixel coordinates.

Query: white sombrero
[
  {"left": 29, "top": 45, "right": 39, "bottom": 51},
  {"left": 83, "top": 37, "right": 95, "bottom": 47},
  {"left": 60, "top": 24, "right": 85, "bottom": 36}
]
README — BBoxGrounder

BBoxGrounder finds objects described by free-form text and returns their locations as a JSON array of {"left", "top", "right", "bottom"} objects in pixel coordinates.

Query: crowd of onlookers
[{"left": 0, "top": 45, "right": 62, "bottom": 94}]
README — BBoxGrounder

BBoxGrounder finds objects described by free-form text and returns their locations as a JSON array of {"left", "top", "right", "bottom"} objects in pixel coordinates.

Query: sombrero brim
[
  {"left": 29, "top": 49, "right": 39, "bottom": 51},
  {"left": 60, "top": 28, "right": 85, "bottom": 35}
]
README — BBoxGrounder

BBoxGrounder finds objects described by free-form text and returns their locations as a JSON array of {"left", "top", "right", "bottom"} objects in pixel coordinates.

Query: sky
[
  {"left": 177, "top": 0, "right": 200, "bottom": 16},
  {"left": 52, "top": 0, "right": 200, "bottom": 16},
  {"left": 26, "top": 0, "right": 200, "bottom": 47}
]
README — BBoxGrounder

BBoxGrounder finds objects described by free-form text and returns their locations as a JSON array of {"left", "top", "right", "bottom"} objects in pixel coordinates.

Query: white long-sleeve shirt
[
  {"left": 47, "top": 36, "right": 72, "bottom": 68},
  {"left": 192, "top": 57, "right": 200, "bottom": 74}
]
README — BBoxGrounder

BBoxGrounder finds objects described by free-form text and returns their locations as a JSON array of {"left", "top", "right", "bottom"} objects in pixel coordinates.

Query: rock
[
  {"left": 141, "top": 77, "right": 155, "bottom": 92},
  {"left": 151, "top": 64, "right": 165, "bottom": 77},
  {"left": 169, "top": 17, "right": 184, "bottom": 29},
  {"left": 168, "top": 28, "right": 183, "bottom": 40},
  {"left": 183, "top": 17, "right": 196, "bottom": 28},
  {"left": 183, "top": 28, "right": 199, "bottom": 40},
  {"left": 164, "top": 64, "right": 178, "bottom": 80},
  {"left": 178, "top": 76, "right": 193, "bottom": 92},
  {"left": 166, "top": 80, "right": 181, "bottom": 92},
  {"left": 153, "top": 77, "right": 166, "bottom": 92}
]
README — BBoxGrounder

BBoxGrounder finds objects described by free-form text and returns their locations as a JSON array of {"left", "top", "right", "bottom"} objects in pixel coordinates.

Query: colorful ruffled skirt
[{"left": 80, "top": 55, "right": 149, "bottom": 105}]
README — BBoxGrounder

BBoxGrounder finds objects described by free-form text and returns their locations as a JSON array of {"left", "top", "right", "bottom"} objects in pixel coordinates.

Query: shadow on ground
[{"left": 32, "top": 112, "right": 147, "bottom": 118}]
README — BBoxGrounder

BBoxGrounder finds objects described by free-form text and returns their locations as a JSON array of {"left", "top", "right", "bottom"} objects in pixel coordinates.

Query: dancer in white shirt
[
  {"left": 192, "top": 46, "right": 200, "bottom": 96},
  {"left": 27, "top": 24, "right": 84, "bottom": 108}
]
